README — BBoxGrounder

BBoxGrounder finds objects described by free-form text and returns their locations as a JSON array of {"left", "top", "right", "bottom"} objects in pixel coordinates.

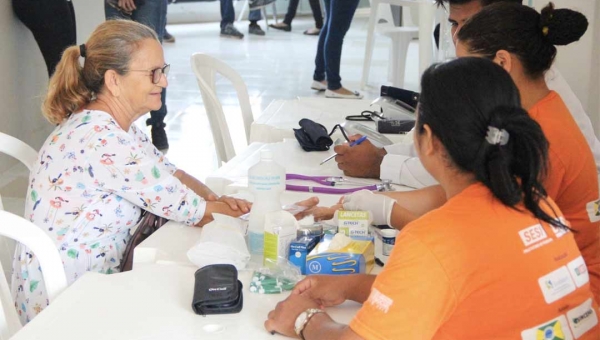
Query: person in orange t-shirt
[
  {"left": 456, "top": 2, "right": 600, "bottom": 303},
  {"left": 265, "top": 58, "right": 599, "bottom": 339}
]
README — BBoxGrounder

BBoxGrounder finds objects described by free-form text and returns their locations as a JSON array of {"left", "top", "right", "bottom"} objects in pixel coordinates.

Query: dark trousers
[
  {"left": 283, "top": 0, "right": 323, "bottom": 28},
  {"left": 105, "top": 0, "right": 168, "bottom": 127},
  {"left": 12, "top": 0, "right": 76, "bottom": 77},
  {"left": 220, "top": 0, "right": 261, "bottom": 28},
  {"left": 313, "top": 0, "right": 359, "bottom": 90}
]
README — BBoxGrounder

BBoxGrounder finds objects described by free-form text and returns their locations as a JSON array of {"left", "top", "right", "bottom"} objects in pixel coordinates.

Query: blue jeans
[
  {"left": 105, "top": 0, "right": 168, "bottom": 126},
  {"left": 313, "top": 0, "right": 360, "bottom": 90},
  {"left": 221, "top": 0, "right": 261, "bottom": 28}
]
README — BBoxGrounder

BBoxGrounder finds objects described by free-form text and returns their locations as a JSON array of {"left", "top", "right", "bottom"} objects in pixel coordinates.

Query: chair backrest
[
  {"left": 0, "top": 210, "right": 68, "bottom": 339},
  {"left": 0, "top": 132, "right": 37, "bottom": 211},
  {"left": 374, "top": 3, "right": 419, "bottom": 31},
  {"left": 190, "top": 53, "right": 254, "bottom": 166}
]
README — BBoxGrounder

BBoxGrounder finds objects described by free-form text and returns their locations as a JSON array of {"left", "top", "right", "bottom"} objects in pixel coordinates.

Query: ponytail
[
  {"left": 418, "top": 58, "right": 568, "bottom": 230},
  {"left": 42, "top": 46, "right": 92, "bottom": 125},
  {"left": 41, "top": 19, "right": 158, "bottom": 125}
]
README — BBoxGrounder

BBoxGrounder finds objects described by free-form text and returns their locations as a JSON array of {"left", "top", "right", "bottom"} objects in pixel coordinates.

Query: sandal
[
  {"left": 269, "top": 23, "right": 291, "bottom": 32},
  {"left": 303, "top": 28, "right": 321, "bottom": 36}
]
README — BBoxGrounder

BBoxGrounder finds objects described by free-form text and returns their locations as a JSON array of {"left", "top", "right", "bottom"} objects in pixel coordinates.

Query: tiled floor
[{"left": 0, "top": 14, "right": 420, "bottom": 216}]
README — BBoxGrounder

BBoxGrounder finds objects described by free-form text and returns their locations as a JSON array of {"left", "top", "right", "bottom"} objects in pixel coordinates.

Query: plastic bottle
[
  {"left": 263, "top": 210, "right": 299, "bottom": 266},
  {"left": 247, "top": 149, "right": 285, "bottom": 254}
]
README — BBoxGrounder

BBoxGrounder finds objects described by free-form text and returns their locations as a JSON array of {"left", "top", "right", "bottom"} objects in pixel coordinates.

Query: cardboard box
[
  {"left": 289, "top": 236, "right": 319, "bottom": 274},
  {"left": 305, "top": 234, "right": 374, "bottom": 275},
  {"left": 337, "top": 210, "right": 370, "bottom": 237}
]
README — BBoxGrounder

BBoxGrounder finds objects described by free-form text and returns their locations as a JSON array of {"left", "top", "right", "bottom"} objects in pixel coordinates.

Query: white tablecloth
[{"left": 250, "top": 97, "right": 409, "bottom": 145}]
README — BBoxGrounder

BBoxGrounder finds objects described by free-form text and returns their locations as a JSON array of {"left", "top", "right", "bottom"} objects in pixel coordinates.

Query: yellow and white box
[{"left": 337, "top": 210, "right": 370, "bottom": 237}]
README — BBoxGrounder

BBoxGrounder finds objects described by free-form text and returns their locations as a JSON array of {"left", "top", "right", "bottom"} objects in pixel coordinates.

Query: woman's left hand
[
  {"left": 207, "top": 194, "right": 252, "bottom": 214},
  {"left": 265, "top": 294, "right": 321, "bottom": 338}
]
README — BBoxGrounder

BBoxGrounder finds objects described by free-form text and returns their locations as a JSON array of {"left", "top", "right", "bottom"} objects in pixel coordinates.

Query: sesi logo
[{"left": 519, "top": 224, "right": 548, "bottom": 247}]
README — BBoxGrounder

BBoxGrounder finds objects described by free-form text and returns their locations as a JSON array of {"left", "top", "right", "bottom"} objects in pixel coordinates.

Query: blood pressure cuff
[
  {"left": 293, "top": 118, "right": 333, "bottom": 152},
  {"left": 191, "top": 264, "right": 243, "bottom": 315}
]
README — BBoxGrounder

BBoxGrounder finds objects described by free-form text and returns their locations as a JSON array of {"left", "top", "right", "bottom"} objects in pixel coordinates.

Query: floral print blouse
[{"left": 11, "top": 110, "right": 206, "bottom": 324}]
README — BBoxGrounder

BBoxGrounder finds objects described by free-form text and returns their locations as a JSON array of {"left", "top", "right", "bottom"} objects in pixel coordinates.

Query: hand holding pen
[{"left": 320, "top": 135, "right": 368, "bottom": 165}]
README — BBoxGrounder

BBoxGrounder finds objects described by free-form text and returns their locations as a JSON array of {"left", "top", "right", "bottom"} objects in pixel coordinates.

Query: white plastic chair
[
  {"left": 0, "top": 132, "right": 37, "bottom": 211},
  {"left": 375, "top": 3, "right": 419, "bottom": 88},
  {"left": 0, "top": 210, "right": 68, "bottom": 339},
  {"left": 237, "top": 0, "right": 278, "bottom": 28},
  {"left": 190, "top": 53, "right": 254, "bottom": 166}
]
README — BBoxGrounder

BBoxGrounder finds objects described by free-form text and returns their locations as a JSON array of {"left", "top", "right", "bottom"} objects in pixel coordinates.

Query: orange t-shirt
[
  {"left": 529, "top": 91, "right": 600, "bottom": 301},
  {"left": 350, "top": 183, "right": 599, "bottom": 339}
]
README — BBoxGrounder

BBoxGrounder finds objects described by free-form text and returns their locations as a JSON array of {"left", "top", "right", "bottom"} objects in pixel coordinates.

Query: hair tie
[
  {"left": 542, "top": 26, "right": 549, "bottom": 36},
  {"left": 79, "top": 44, "right": 87, "bottom": 58},
  {"left": 485, "top": 126, "right": 509, "bottom": 146}
]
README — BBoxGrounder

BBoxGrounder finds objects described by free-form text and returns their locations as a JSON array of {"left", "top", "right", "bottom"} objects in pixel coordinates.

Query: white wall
[
  {"left": 0, "top": 0, "right": 104, "bottom": 283},
  {"left": 0, "top": 0, "right": 104, "bottom": 171},
  {"left": 532, "top": 0, "right": 598, "bottom": 133}
]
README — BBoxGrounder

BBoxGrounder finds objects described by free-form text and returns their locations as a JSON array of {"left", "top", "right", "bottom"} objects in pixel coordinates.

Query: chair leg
[
  {"left": 390, "top": 34, "right": 412, "bottom": 88},
  {"left": 271, "top": 2, "right": 278, "bottom": 24},
  {"left": 238, "top": 0, "right": 248, "bottom": 22},
  {"left": 263, "top": 8, "right": 269, "bottom": 28}
]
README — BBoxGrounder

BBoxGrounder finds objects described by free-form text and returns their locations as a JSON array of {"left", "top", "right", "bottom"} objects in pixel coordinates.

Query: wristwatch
[{"left": 294, "top": 308, "right": 325, "bottom": 340}]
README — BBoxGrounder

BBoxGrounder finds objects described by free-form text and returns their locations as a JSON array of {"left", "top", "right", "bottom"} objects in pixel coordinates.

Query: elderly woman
[{"left": 11, "top": 19, "right": 261, "bottom": 323}]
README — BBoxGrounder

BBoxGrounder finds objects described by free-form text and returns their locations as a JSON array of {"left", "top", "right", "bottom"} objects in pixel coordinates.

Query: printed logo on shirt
[
  {"left": 521, "top": 315, "right": 573, "bottom": 340},
  {"left": 566, "top": 256, "right": 590, "bottom": 288},
  {"left": 538, "top": 266, "right": 577, "bottom": 304},
  {"left": 551, "top": 217, "right": 568, "bottom": 238},
  {"left": 585, "top": 199, "right": 600, "bottom": 223},
  {"left": 520, "top": 224, "right": 553, "bottom": 253},
  {"left": 366, "top": 287, "right": 393, "bottom": 314},
  {"left": 566, "top": 298, "right": 598, "bottom": 339}
]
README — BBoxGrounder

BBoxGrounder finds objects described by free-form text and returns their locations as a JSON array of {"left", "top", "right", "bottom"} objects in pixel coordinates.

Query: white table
[
  {"left": 12, "top": 264, "right": 363, "bottom": 340},
  {"left": 361, "top": 0, "right": 436, "bottom": 89},
  {"left": 205, "top": 140, "right": 402, "bottom": 198},
  {"left": 249, "top": 97, "right": 409, "bottom": 145}
]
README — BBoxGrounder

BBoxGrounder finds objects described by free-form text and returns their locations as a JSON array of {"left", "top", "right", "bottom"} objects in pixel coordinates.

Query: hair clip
[
  {"left": 79, "top": 44, "right": 87, "bottom": 58},
  {"left": 485, "top": 126, "right": 509, "bottom": 146}
]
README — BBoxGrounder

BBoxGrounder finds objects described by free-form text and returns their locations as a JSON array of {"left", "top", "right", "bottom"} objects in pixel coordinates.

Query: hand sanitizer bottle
[{"left": 247, "top": 149, "right": 285, "bottom": 254}]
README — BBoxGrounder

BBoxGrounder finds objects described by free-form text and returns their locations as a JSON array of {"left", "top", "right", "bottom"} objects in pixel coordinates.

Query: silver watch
[{"left": 294, "top": 308, "right": 325, "bottom": 340}]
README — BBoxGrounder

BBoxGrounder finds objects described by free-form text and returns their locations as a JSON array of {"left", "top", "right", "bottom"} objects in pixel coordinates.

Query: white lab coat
[{"left": 380, "top": 66, "right": 600, "bottom": 189}]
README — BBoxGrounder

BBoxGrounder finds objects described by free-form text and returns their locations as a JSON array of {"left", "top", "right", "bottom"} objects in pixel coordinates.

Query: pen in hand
[{"left": 320, "top": 135, "right": 368, "bottom": 165}]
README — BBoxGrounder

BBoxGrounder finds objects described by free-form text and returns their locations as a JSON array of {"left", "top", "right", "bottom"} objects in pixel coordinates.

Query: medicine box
[
  {"left": 337, "top": 210, "right": 370, "bottom": 237},
  {"left": 305, "top": 234, "right": 374, "bottom": 275},
  {"left": 289, "top": 236, "right": 319, "bottom": 274}
]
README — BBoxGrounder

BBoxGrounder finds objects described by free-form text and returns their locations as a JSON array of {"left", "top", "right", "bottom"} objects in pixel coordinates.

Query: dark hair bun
[{"left": 540, "top": 2, "right": 588, "bottom": 46}]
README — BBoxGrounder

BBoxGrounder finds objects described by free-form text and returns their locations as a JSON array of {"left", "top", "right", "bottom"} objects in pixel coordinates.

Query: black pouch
[
  {"left": 191, "top": 264, "right": 243, "bottom": 316},
  {"left": 293, "top": 118, "right": 334, "bottom": 151},
  {"left": 380, "top": 85, "right": 420, "bottom": 111}
]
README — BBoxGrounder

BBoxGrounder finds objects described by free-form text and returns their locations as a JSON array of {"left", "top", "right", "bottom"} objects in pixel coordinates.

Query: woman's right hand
[
  {"left": 292, "top": 275, "right": 349, "bottom": 308},
  {"left": 197, "top": 201, "right": 246, "bottom": 226}
]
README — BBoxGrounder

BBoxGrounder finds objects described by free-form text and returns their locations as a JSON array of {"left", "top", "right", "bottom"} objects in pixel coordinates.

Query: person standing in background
[
  {"left": 105, "top": 0, "right": 171, "bottom": 153},
  {"left": 311, "top": 0, "right": 362, "bottom": 99},
  {"left": 12, "top": 0, "right": 77, "bottom": 77},
  {"left": 269, "top": 0, "right": 323, "bottom": 35}
]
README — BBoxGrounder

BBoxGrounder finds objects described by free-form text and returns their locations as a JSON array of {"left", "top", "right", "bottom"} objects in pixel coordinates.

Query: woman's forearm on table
[{"left": 174, "top": 169, "right": 216, "bottom": 199}]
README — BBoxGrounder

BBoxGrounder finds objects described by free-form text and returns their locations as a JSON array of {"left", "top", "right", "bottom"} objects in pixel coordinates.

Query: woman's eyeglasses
[{"left": 129, "top": 64, "right": 170, "bottom": 84}]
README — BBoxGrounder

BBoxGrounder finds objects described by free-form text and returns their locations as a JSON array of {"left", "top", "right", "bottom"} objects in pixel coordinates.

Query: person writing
[
  {"left": 265, "top": 57, "right": 599, "bottom": 339},
  {"left": 334, "top": 0, "right": 600, "bottom": 192}
]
